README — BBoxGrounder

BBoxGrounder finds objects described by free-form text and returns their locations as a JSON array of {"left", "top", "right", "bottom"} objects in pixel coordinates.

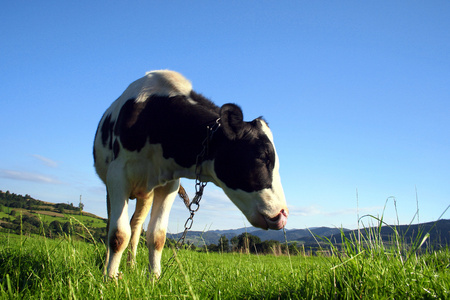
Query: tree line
[
  {"left": 0, "top": 190, "right": 82, "bottom": 212},
  {"left": 166, "top": 232, "right": 300, "bottom": 255}
]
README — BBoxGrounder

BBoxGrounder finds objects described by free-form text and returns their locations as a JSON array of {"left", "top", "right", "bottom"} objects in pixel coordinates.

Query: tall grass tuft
[{"left": 322, "top": 199, "right": 450, "bottom": 299}]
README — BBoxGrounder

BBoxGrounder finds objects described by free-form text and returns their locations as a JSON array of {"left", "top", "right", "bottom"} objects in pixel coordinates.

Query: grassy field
[{"left": 0, "top": 225, "right": 449, "bottom": 299}]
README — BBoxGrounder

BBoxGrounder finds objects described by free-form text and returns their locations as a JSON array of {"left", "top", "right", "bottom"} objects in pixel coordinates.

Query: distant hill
[{"left": 0, "top": 190, "right": 107, "bottom": 241}]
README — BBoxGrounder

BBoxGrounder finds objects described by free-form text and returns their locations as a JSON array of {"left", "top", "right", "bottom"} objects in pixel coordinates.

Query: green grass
[
  {"left": 67, "top": 214, "right": 106, "bottom": 228},
  {"left": 0, "top": 224, "right": 449, "bottom": 299}
]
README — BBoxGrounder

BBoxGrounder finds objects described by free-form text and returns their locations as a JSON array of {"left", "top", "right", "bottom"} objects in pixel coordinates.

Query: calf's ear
[{"left": 220, "top": 103, "right": 246, "bottom": 140}]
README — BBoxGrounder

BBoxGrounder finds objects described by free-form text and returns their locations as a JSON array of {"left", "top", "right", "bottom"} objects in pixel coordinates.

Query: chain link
[{"left": 157, "top": 118, "right": 220, "bottom": 282}]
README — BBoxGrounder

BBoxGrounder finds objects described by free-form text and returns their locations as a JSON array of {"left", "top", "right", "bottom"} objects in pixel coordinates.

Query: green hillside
[{"left": 0, "top": 190, "right": 107, "bottom": 241}]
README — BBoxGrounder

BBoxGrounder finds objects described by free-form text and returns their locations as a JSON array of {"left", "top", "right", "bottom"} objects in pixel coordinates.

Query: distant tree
[
  {"left": 26, "top": 201, "right": 33, "bottom": 210},
  {"left": 40, "top": 222, "right": 49, "bottom": 236},
  {"left": 281, "top": 242, "right": 299, "bottom": 255},
  {"left": 185, "top": 241, "right": 196, "bottom": 251},
  {"left": 235, "top": 233, "right": 261, "bottom": 253},
  {"left": 21, "top": 222, "right": 39, "bottom": 235},
  {"left": 26, "top": 215, "right": 41, "bottom": 228},
  {"left": 230, "top": 235, "right": 239, "bottom": 250},
  {"left": 49, "top": 220, "right": 63, "bottom": 235},
  {"left": 12, "top": 214, "right": 40, "bottom": 235},
  {"left": 256, "top": 240, "right": 281, "bottom": 254},
  {"left": 164, "top": 238, "right": 177, "bottom": 248},
  {"left": 207, "top": 243, "right": 218, "bottom": 252},
  {"left": 62, "top": 222, "right": 72, "bottom": 234},
  {"left": 217, "top": 235, "right": 230, "bottom": 252},
  {"left": 9, "top": 201, "right": 23, "bottom": 208}
]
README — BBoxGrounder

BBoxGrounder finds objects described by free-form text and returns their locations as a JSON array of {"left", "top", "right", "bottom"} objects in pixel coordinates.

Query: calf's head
[{"left": 213, "top": 104, "right": 288, "bottom": 230}]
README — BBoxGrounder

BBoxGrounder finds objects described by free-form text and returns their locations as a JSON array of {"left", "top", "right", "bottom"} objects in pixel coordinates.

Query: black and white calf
[{"left": 93, "top": 70, "right": 288, "bottom": 278}]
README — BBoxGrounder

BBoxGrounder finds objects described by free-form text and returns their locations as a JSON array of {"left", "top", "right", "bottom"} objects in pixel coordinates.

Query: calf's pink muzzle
[{"left": 264, "top": 209, "right": 288, "bottom": 230}]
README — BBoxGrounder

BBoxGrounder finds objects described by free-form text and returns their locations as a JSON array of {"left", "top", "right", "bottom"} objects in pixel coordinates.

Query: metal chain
[
  {"left": 176, "top": 118, "right": 220, "bottom": 247},
  {"left": 158, "top": 118, "right": 221, "bottom": 281}
]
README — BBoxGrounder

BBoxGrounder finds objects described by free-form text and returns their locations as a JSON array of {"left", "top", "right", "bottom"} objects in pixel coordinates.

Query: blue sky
[{"left": 1, "top": 2, "right": 449, "bottom": 233}]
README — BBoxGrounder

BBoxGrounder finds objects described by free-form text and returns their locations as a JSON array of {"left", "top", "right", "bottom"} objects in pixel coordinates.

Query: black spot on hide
[
  {"left": 114, "top": 94, "right": 220, "bottom": 168},
  {"left": 113, "top": 140, "right": 120, "bottom": 158},
  {"left": 94, "top": 113, "right": 114, "bottom": 164},
  {"left": 101, "top": 114, "right": 114, "bottom": 149},
  {"left": 214, "top": 121, "right": 275, "bottom": 192}
]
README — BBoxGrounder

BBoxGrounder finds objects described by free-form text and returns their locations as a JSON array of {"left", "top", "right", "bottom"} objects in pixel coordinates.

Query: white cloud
[
  {"left": 31, "top": 154, "right": 59, "bottom": 168},
  {"left": 0, "top": 169, "right": 62, "bottom": 184}
]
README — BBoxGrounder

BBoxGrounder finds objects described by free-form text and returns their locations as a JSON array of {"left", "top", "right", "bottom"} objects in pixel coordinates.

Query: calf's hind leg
[
  {"left": 146, "top": 180, "right": 179, "bottom": 277},
  {"left": 105, "top": 170, "right": 132, "bottom": 278},
  {"left": 127, "top": 191, "right": 154, "bottom": 266}
]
